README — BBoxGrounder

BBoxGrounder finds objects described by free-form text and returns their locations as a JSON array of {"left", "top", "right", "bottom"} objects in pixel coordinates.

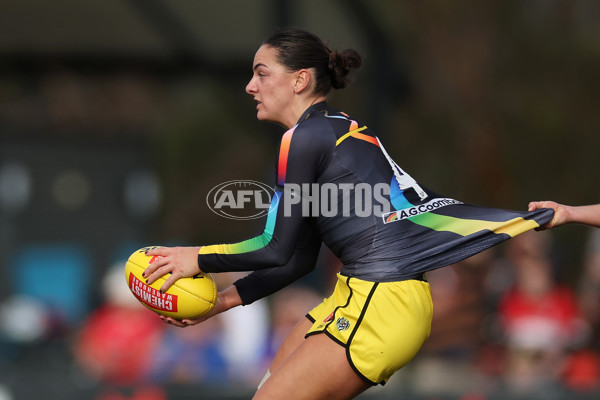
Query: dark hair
[{"left": 263, "top": 27, "right": 362, "bottom": 95}]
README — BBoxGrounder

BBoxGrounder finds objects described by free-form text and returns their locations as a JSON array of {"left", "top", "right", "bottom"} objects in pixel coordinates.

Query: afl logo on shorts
[{"left": 336, "top": 317, "right": 351, "bottom": 331}]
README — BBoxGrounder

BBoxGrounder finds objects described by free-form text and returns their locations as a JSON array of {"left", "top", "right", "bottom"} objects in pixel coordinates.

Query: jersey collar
[{"left": 296, "top": 101, "right": 328, "bottom": 124}]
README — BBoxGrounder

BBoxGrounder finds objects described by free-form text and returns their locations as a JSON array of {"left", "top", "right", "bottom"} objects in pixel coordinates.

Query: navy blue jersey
[{"left": 198, "top": 102, "right": 553, "bottom": 304}]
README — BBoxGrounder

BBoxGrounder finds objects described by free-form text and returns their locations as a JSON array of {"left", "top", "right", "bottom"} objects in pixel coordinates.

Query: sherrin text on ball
[{"left": 125, "top": 246, "right": 217, "bottom": 319}]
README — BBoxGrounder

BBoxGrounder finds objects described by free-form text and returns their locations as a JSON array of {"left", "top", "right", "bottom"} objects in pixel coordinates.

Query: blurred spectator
[
  {"left": 562, "top": 348, "right": 600, "bottom": 393},
  {"left": 262, "top": 285, "right": 322, "bottom": 367},
  {"left": 561, "top": 228, "right": 600, "bottom": 392},
  {"left": 147, "top": 272, "right": 269, "bottom": 387},
  {"left": 72, "top": 264, "right": 165, "bottom": 386},
  {"left": 94, "top": 386, "right": 166, "bottom": 400},
  {"left": 411, "top": 251, "right": 493, "bottom": 397},
  {"left": 147, "top": 315, "right": 229, "bottom": 385},
  {"left": 0, "top": 295, "right": 51, "bottom": 348},
  {"left": 217, "top": 272, "right": 270, "bottom": 386},
  {"left": 578, "top": 229, "right": 600, "bottom": 350},
  {"left": 4, "top": 243, "right": 93, "bottom": 341},
  {"left": 425, "top": 251, "right": 493, "bottom": 358},
  {"left": 496, "top": 231, "right": 586, "bottom": 393}
]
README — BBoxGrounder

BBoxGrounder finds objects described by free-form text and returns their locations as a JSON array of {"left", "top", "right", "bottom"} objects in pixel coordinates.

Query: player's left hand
[
  {"left": 158, "top": 296, "right": 220, "bottom": 327},
  {"left": 158, "top": 285, "right": 242, "bottom": 328},
  {"left": 143, "top": 246, "right": 202, "bottom": 292}
]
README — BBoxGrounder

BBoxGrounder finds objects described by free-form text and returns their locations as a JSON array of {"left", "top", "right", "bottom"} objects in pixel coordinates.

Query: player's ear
[{"left": 293, "top": 69, "right": 311, "bottom": 94}]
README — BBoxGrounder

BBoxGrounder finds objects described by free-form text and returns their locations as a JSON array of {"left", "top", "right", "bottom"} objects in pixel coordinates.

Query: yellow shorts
[{"left": 306, "top": 273, "right": 433, "bottom": 385}]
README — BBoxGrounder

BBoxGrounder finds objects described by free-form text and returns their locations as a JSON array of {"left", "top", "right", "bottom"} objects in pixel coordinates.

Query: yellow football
[{"left": 124, "top": 246, "right": 217, "bottom": 319}]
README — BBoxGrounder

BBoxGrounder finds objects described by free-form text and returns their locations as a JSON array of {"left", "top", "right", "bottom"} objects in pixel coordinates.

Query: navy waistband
[
  {"left": 339, "top": 271, "right": 427, "bottom": 283},
  {"left": 403, "top": 272, "right": 427, "bottom": 282}
]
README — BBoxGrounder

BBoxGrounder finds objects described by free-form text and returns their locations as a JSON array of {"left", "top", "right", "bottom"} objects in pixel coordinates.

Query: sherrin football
[{"left": 125, "top": 246, "right": 217, "bottom": 319}]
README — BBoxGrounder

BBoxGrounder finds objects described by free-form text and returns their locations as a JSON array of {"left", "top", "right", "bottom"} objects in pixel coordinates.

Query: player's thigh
[
  {"left": 255, "top": 333, "right": 371, "bottom": 400},
  {"left": 269, "top": 317, "right": 313, "bottom": 372}
]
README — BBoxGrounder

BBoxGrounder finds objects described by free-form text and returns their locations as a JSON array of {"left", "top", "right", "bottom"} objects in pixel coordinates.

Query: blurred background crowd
[{"left": 1, "top": 1, "right": 600, "bottom": 399}]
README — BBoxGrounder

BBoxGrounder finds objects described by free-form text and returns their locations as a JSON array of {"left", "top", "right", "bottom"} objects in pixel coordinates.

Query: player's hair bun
[
  {"left": 263, "top": 27, "right": 363, "bottom": 95},
  {"left": 328, "top": 49, "right": 362, "bottom": 90}
]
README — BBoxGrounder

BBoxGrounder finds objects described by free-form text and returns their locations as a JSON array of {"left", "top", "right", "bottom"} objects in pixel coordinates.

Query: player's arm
[
  {"left": 160, "top": 284, "right": 243, "bottom": 327},
  {"left": 233, "top": 224, "right": 322, "bottom": 305},
  {"left": 145, "top": 123, "right": 330, "bottom": 290},
  {"left": 194, "top": 124, "right": 330, "bottom": 273},
  {"left": 528, "top": 201, "right": 600, "bottom": 229},
  {"left": 154, "top": 224, "right": 321, "bottom": 327}
]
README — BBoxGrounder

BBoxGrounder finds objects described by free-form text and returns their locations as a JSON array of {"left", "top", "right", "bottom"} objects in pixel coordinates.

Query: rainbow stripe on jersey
[
  {"left": 336, "top": 124, "right": 545, "bottom": 239},
  {"left": 199, "top": 124, "right": 297, "bottom": 256}
]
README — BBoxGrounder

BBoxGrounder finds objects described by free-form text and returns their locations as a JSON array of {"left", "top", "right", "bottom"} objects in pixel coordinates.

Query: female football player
[{"left": 143, "top": 28, "right": 553, "bottom": 399}]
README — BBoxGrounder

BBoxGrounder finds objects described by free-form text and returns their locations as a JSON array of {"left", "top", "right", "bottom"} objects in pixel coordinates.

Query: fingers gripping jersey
[{"left": 198, "top": 102, "right": 554, "bottom": 304}]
